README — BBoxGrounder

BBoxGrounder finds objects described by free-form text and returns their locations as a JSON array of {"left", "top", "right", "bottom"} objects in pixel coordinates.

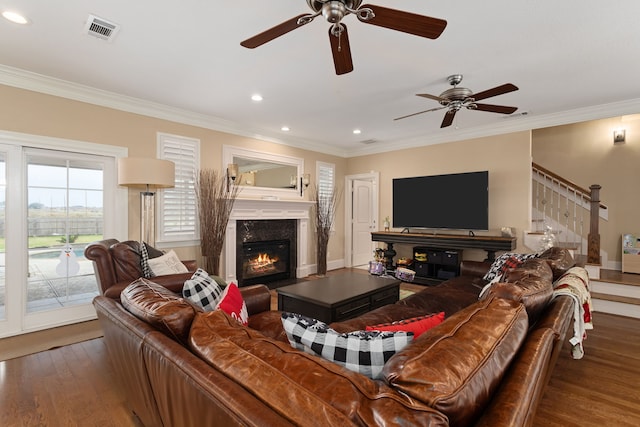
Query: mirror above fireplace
[{"left": 223, "top": 145, "right": 305, "bottom": 199}]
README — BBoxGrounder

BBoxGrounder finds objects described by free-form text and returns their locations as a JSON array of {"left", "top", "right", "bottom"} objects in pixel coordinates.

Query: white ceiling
[{"left": 2, "top": 0, "right": 640, "bottom": 157}]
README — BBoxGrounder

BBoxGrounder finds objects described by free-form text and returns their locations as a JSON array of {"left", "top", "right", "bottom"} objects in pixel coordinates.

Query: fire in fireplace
[{"left": 241, "top": 239, "right": 291, "bottom": 286}]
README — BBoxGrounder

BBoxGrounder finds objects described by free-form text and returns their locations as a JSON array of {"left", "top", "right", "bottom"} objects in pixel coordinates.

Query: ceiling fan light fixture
[{"left": 322, "top": 2, "right": 347, "bottom": 23}]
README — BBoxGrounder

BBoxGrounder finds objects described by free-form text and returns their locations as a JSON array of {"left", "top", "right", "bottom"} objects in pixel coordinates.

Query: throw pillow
[
  {"left": 489, "top": 255, "right": 525, "bottom": 284},
  {"left": 281, "top": 312, "right": 413, "bottom": 380},
  {"left": 183, "top": 268, "right": 224, "bottom": 311},
  {"left": 140, "top": 241, "right": 154, "bottom": 278},
  {"left": 147, "top": 249, "right": 189, "bottom": 276},
  {"left": 365, "top": 312, "right": 445, "bottom": 339},
  {"left": 483, "top": 252, "right": 538, "bottom": 282},
  {"left": 215, "top": 282, "right": 248, "bottom": 325}
]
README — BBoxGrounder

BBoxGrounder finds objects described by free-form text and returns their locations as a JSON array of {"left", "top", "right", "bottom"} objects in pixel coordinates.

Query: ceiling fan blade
[
  {"left": 417, "top": 93, "right": 448, "bottom": 103},
  {"left": 361, "top": 4, "right": 447, "bottom": 39},
  {"left": 240, "top": 14, "right": 309, "bottom": 48},
  {"left": 471, "top": 83, "right": 519, "bottom": 101},
  {"left": 394, "top": 106, "right": 446, "bottom": 121},
  {"left": 441, "top": 110, "right": 457, "bottom": 128},
  {"left": 472, "top": 103, "right": 518, "bottom": 114},
  {"left": 329, "top": 25, "right": 353, "bottom": 75}
]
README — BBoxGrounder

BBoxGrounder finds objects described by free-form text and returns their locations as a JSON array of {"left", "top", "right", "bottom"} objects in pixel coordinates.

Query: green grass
[{"left": 0, "top": 235, "right": 103, "bottom": 251}]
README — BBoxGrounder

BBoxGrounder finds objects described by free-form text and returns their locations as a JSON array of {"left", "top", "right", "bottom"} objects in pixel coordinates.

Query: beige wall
[
  {"left": 347, "top": 131, "right": 533, "bottom": 261},
  {"left": 8, "top": 80, "right": 629, "bottom": 271},
  {"left": 533, "top": 117, "right": 640, "bottom": 266},
  {"left": 0, "top": 84, "right": 347, "bottom": 275}
]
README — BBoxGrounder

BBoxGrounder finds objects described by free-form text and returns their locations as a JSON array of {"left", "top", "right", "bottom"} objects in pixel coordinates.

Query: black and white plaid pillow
[
  {"left": 281, "top": 312, "right": 413, "bottom": 380},
  {"left": 483, "top": 252, "right": 539, "bottom": 282},
  {"left": 140, "top": 242, "right": 154, "bottom": 278},
  {"left": 182, "top": 268, "right": 224, "bottom": 311}
]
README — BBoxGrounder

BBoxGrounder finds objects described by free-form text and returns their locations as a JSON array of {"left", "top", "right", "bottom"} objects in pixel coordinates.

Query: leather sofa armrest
[
  {"left": 460, "top": 260, "right": 492, "bottom": 278},
  {"left": 181, "top": 260, "right": 198, "bottom": 271},
  {"left": 103, "top": 273, "right": 195, "bottom": 299},
  {"left": 240, "top": 284, "right": 272, "bottom": 315}
]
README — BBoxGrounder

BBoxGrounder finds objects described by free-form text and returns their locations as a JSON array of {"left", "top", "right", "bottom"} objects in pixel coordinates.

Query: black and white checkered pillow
[
  {"left": 483, "top": 252, "right": 539, "bottom": 282},
  {"left": 140, "top": 242, "right": 154, "bottom": 278},
  {"left": 182, "top": 268, "right": 224, "bottom": 311},
  {"left": 281, "top": 312, "right": 413, "bottom": 380}
]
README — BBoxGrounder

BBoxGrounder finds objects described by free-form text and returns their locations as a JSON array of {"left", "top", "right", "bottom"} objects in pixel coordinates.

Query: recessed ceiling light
[
  {"left": 281, "top": 126, "right": 290, "bottom": 132},
  {"left": 2, "top": 10, "right": 29, "bottom": 25},
  {"left": 251, "top": 94, "right": 263, "bottom": 102},
  {"left": 353, "top": 129, "right": 362, "bottom": 135}
]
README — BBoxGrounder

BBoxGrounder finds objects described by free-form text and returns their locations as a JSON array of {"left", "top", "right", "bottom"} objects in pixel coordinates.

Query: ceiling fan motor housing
[
  {"left": 308, "top": 1, "right": 363, "bottom": 22},
  {"left": 439, "top": 87, "right": 474, "bottom": 104}
]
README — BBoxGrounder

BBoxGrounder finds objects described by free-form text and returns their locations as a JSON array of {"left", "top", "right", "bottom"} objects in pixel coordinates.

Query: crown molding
[
  {"left": 2, "top": 64, "right": 638, "bottom": 159},
  {"left": 348, "top": 98, "right": 640, "bottom": 157},
  {"left": 0, "top": 64, "right": 349, "bottom": 158}
]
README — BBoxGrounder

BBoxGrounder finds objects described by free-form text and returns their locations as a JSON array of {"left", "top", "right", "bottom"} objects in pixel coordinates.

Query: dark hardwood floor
[{"left": 1, "top": 272, "right": 639, "bottom": 426}]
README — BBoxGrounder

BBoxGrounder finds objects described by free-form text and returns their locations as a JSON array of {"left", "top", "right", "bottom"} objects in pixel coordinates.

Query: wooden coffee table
[{"left": 277, "top": 271, "right": 400, "bottom": 323}]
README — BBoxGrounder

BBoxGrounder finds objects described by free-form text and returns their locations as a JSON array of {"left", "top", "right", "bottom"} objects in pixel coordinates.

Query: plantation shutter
[
  {"left": 157, "top": 133, "right": 200, "bottom": 244},
  {"left": 317, "top": 161, "right": 335, "bottom": 199}
]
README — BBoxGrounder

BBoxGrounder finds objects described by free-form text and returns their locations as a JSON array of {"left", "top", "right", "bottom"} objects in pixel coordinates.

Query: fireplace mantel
[{"left": 224, "top": 198, "right": 315, "bottom": 284}]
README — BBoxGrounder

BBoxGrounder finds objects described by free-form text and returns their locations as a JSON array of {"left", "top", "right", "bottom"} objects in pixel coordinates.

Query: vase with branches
[
  {"left": 311, "top": 184, "right": 342, "bottom": 276},
  {"left": 195, "top": 169, "right": 240, "bottom": 275}
]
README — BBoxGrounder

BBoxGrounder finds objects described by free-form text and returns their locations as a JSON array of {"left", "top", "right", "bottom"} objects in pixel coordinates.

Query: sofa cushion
[
  {"left": 538, "top": 247, "right": 576, "bottom": 280},
  {"left": 189, "top": 310, "right": 448, "bottom": 426},
  {"left": 147, "top": 250, "right": 189, "bottom": 276},
  {"left": 365, "top": 312, "right": 445, "bottom": 339},
  {"left": 384, "top": 297, "right": 528, "bottom": 427},
  {"left": 483, "top": 252, "right": 539, "bottom": 282},
  {"left": 281, "top": 312, "right": 413, "bottom": 380},
  {"left": 483, "top": 258, "right": 554, "bottom": 323},
  {"left": 216, "top": 282, "right": 248, "bottom": 325},
  {"left": 120, "top": 278, "right": 197, "bottom": 345},
  {"left": 182, "top": 268, "right": 224, "bottom": 311}
]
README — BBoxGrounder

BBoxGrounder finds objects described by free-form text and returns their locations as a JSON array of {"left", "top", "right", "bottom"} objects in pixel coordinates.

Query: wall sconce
[
  {"left": 227, "top": 163, "right": 239, "bottom": 191},
  {"left": 300, "top": 173, "right": 310, "bottom": 196},
  {"left": 118, "top": 157, "right": 175, "bottom": 246},
  {"left": 613, "top": 129, "right": 626, "bottom": 144}
]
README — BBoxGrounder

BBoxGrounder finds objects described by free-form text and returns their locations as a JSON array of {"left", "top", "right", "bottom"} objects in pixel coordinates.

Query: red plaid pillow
[{"left": 366, "top": 312, "right": 445, "bottom": 339}]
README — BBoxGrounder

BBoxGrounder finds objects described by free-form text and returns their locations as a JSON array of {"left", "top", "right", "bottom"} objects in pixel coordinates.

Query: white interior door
[{"left": 351, "top": 179, "right": 374, "bottom": 266}]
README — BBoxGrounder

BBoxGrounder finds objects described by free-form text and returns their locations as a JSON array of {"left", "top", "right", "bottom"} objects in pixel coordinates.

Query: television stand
[{"left": 371, "top": 231, "right": 516, "bottom": 262}]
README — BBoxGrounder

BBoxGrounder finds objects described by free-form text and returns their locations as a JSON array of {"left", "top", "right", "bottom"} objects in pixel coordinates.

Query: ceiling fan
[
  {"left": 395, "top": 74, "right": 519, "bottom": 128},
  {"left": 240, "top": 1, "right": 447, "bottom": 75}
]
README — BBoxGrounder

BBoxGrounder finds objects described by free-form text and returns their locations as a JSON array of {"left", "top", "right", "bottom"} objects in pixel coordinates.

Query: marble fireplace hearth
[{"left": 223, "top": 198, "right": 314, "bottom": 287}]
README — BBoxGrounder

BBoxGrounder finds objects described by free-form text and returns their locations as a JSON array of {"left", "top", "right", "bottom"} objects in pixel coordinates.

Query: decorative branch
[
  {"left": 311, "top": 183, "right": 342, "bottom": 276},
  {"left": 195, "top": 169, "right": 240, "bottom": 275}
]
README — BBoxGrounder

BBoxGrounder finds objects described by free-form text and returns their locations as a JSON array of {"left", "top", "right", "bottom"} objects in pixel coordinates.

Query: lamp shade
[{"left": 118, "top": 157, "right": 175, "bottom": 188}]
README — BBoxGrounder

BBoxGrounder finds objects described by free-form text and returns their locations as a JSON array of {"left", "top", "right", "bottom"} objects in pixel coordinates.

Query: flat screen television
[{"left": 392, "top": 171, "right": 489, "bottom": 230}]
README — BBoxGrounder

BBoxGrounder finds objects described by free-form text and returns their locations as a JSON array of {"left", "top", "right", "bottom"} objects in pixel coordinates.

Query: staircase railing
[{"left": 532, "top": 162, "right": 607, "bottom": 263}]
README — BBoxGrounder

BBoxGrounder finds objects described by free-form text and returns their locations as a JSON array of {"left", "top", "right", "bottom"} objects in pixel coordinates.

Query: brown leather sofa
[
  {"left": 93, "top": 247, "right": 578, "bottom": 426},
  {"left": 84, "top": 239, "right": 197, "bottom": 298}
]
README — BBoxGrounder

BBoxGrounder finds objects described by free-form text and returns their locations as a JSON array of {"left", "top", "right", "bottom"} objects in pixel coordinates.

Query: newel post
[{"left": 587, "top": 184, "right": 601, "bottom": 264}]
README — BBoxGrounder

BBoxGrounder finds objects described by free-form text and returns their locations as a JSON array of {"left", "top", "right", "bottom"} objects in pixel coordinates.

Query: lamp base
[{"left": 140, "top": 191, "right": 156, "bottom": 246}]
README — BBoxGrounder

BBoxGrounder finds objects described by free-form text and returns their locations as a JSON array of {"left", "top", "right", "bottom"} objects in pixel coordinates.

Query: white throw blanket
[{"left": 552, "top": 266, "right": 593, "bottom": 359}]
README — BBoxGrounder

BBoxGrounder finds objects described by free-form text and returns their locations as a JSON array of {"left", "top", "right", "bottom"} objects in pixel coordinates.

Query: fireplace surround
[
  {"left": 236, "top": 220, "right": 295, "bottom": 287},
  {"left": 223, "top": 198, "right": 314, "bottom": 286}
]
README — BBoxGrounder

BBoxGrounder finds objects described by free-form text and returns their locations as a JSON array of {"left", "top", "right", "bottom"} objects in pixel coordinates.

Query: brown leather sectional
[{"left": 93, "top": 247, "right": 578, "bottom": 426}]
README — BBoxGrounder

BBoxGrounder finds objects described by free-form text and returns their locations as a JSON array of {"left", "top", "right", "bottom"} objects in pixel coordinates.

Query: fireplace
[
  {"left": 235, "top": 219, "right": 297, "bottom": 288},
  {"left": 241, "top": 239, "right": 291, "bottom": 286},
  {"left": 223, "top": 198, "right": 314, "bottom": 286}
]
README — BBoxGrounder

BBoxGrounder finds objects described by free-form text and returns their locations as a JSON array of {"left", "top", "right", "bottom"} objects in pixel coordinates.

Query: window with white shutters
[
  {"left": 317, "top": 161, "right": 335, "bottom": 199},
  {"left": 157, "top": 133, "right": 200, "bottom": 245}
]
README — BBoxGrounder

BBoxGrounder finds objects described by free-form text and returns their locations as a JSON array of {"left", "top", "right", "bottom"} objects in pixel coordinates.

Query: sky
[{"left": 0, "top": 162, "right": 104, "bottom": 208}]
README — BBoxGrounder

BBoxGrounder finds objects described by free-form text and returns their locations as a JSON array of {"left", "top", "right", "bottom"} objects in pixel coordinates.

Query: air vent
[
  {"left": 503, "top": 111, "right": 529, "bottom": 119},
  {"left": 359, "top": 139, "right": 378, "bottom": 145},
  {"left": 84, "top": 14, "right": 120, "bottom": 42}
]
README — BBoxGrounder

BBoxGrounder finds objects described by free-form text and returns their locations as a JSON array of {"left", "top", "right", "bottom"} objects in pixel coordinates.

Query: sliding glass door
[
  {"left": 0, "top": 134, "right": 125, "bottom": 338},
  {"left": 26, "top": 151, "right": 105, "bottom": 313}
]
